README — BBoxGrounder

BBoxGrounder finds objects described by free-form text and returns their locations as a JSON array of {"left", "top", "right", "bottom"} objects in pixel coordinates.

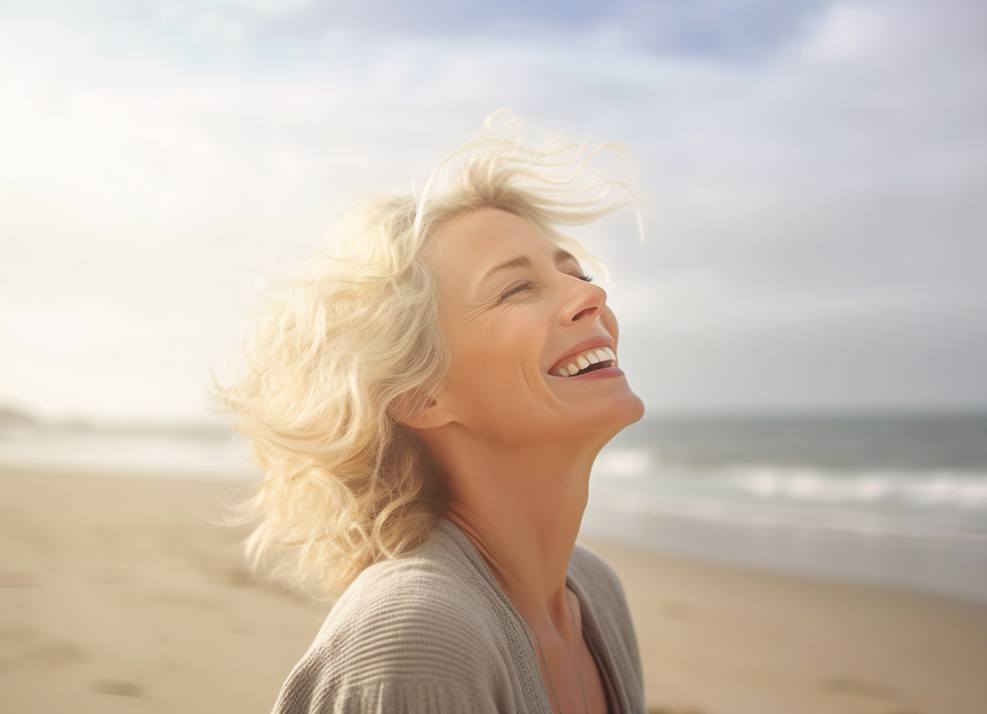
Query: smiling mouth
[
  {"left": 546, "top": 361, "right": 625, "bottom": 385},
  {"left": 547, "top": 358, "right": 619, "bottom": 378},
  {"left": 548, "top": 345, "right": 617, "bottom": 377},
  {"left": 573, "top": 360, "right": 614, "bottom": 375}
]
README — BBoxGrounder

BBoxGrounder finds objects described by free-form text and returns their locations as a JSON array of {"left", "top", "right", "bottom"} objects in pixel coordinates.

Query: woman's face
[{"left": 419, "top": 207, "right": 645, "bottom": 445}]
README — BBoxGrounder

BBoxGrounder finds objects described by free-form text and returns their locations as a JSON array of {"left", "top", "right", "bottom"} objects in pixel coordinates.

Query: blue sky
[{"left": 2, "top": 0, "right": 985, "bottom": 423}]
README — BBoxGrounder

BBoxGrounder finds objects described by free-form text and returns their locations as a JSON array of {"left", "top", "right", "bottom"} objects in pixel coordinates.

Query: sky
[{"left": 2, "top": 0, "right": 985, "bottom": 424}]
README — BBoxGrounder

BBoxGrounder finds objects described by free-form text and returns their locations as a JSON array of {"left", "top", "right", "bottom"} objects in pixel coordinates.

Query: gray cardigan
[{"left": 271, "top": 514, "right": 646, "bottom": 713}]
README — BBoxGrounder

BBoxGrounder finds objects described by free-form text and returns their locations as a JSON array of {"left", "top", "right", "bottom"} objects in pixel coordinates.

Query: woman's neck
[{"left": 439, "top": 438, "right": 598, "bottom": 637}]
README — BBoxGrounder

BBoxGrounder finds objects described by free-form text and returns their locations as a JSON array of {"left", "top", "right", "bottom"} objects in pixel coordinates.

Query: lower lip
[{"left": 552, "top": 365, "right": 624, "bottom": 380}]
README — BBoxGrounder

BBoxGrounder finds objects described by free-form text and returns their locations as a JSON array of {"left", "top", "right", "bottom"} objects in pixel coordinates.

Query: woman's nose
[{"left": 563, "top": 279, "right": 607, "bottom": 324}]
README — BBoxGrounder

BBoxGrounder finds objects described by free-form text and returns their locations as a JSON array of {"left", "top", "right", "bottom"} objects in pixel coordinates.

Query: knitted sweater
[{"left": 271, "top": 514, "right": 646, "bottom": 713}]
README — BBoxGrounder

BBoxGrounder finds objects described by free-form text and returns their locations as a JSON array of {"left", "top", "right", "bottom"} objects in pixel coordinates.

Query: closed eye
[
  {"left": 498, "top": 280, "right": 534, "bottom": 301},
  {"left": 497, "top": 272, "right": 594, "bottom": 303}
]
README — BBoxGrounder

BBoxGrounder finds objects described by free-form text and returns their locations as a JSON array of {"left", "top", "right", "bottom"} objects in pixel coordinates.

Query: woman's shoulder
[
  {"left": 336, "top": 548, "right": 490, "bottom": 627},
  {"left": 319, "top": 547, "right": 499, "bottom": 660},
  {"left": 271, "top": 546, "right": 502, "bottom": 713}
]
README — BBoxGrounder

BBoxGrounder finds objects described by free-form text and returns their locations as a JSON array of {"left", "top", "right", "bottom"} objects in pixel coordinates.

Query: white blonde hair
[{"left": 208, "top": 108, "right": 645, "bottom": 603}]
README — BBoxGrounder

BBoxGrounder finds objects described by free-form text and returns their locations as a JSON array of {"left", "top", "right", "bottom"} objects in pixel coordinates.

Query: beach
[{"left": 2, "top": 465, "right": 985, "bottom": 714}]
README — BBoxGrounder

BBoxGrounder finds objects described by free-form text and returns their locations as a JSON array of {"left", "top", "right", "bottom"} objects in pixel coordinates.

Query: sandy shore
[{"left": 1, "top": 466, "right": 985, "bottom": 714}]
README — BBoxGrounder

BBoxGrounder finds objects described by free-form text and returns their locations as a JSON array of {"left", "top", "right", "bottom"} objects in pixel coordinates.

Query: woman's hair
[{"left": 208, "top": 108, "right": 646, "bottom": 603}]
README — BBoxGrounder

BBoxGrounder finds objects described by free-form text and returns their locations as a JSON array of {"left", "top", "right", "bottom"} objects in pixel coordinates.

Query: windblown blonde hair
[{"left": 208, "top": 108, "right": 645, "bottom": 603}]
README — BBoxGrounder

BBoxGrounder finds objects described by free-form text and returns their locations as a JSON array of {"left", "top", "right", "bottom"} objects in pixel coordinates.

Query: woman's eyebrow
[{"left": 476, "top": 247, "right": 578, "bottom": 289}]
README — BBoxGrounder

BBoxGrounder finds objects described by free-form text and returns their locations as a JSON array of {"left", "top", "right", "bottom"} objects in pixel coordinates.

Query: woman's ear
[{"left": 389, "top": 391, "right": 455, "bottom": 431}]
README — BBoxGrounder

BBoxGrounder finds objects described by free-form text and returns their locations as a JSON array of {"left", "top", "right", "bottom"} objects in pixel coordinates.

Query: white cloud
[{"left": 802, "top": 2, "right": 891, "bottom": 62}]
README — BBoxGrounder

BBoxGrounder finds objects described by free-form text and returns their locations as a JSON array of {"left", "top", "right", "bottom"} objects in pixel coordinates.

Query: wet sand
[{"left": 1, "top": 466, "right": 985, "bottom": 714}]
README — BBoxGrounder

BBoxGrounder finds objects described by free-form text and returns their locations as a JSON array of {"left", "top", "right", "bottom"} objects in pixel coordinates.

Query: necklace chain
[{"left": 517, "top": 589, "right": 589, "bottom": 714}]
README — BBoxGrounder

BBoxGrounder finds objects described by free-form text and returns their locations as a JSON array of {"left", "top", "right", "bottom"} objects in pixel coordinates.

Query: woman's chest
[
  {"left": 539, "top": 636, "right": 612, "bottom": 714},
  {"left": 579, "top": 633, "right": 613, "bottom": 714}
]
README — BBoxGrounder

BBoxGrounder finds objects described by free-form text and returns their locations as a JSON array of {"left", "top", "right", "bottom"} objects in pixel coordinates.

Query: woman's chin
[
  {"left": 551, "top": 372, "right": 645, "bottom": 420},
  {"left": 610, "top": 391, "right": 646, "bottom": 427},
  {"left": 571, "top": 390, "right": 645, "bottom": 434}
]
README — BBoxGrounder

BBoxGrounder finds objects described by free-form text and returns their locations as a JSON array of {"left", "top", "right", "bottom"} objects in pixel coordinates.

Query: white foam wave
[
  {"left": 718, "top": 466, "right": 987, "bottom": 509},
  {"left": 0, "top": 429, "right": 254, "bottom": 480},
  {"left": 592, "top": 489, "right": 987, "bottom": 542},
  {"left": 593, "top": 447, "right": 653, "bottom": 477}
]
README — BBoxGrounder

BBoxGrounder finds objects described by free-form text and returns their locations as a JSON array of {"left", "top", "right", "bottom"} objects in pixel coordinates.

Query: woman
[{"left": 211, "top": 109, "right": 648, "bottom": 713}]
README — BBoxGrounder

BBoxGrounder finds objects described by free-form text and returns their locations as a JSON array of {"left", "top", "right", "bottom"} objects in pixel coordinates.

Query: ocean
[
  {"left": 2, "top": 411, "right": 985, "bottom": 605},
  {"left": 585, "top": 411, "right": 987, "bottom": 606}
]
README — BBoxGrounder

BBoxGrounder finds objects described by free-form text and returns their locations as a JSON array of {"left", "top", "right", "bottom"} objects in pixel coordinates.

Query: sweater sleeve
[{"left": 272, "top": 667, "right": 497, "bottom": 714}]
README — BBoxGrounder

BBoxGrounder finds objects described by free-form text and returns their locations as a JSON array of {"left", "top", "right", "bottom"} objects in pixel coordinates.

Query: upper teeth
[{"left": 552, "top": 346, "right": 616, "bottom": 377}]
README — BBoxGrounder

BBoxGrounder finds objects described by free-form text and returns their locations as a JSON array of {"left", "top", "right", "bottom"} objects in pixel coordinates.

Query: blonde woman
[{"left": 211, "top": 109, "right": 648, "bottom": 713}]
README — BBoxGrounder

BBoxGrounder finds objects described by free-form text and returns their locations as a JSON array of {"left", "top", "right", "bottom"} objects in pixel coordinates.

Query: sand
[{"left": 1, "top": 465, "right": 985, "bottom": 714}]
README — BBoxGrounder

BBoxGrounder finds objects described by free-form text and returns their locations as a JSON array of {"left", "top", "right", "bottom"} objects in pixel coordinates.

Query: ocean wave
[
  {"left": 716, "top": 465, "right": 987, "bottom": 509},
  {"left": 589, "top": 488, "right": 987, "bottom": 542}
]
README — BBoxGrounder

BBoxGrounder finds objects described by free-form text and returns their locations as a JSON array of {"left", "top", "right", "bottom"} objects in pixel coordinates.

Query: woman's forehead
[{"left": 424, "top": 208, "right": 553, "bottom": 271}]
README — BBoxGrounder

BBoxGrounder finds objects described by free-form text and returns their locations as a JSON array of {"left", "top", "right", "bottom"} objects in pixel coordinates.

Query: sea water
[{"left": 583, "top": 411, "right": 987, "bottom": 605}]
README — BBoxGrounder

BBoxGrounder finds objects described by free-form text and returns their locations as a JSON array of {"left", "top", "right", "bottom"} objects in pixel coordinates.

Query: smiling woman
[{"left": 208, "top": 108, "right": 649, "bottom": 713}]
